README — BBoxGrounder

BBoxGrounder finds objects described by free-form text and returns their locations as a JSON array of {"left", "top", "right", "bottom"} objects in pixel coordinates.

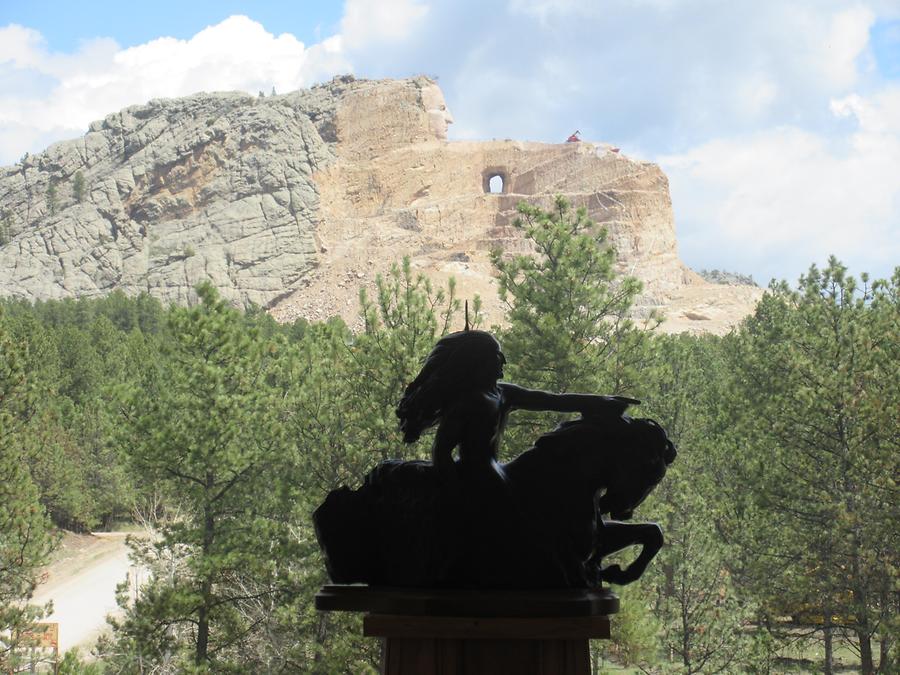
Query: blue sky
[
  {"left": 872, "top": 18, "right": 900, "bottom": 77},
  {"left": 1, "top": 1, "right": 898, "bottom": 285},
  {"left": 0, "top": 1, "right": 343, "bottom": 51}
]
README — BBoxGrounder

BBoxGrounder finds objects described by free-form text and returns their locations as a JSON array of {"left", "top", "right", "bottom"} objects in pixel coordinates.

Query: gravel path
[{"left": 31, "top": 532, "right": 142, "bottom": 654}]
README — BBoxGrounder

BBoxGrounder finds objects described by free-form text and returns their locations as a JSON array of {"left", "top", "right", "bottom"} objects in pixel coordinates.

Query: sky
[{"left": 1, "top": 0, "right": 898, "bottom": 285}]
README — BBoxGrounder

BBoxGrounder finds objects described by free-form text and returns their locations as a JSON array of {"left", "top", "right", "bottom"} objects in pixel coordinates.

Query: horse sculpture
[{"left": 314, "top": 412, "right": 676, "bottom": 589}]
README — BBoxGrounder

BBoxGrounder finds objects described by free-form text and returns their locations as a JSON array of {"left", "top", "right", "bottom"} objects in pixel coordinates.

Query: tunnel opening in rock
[{"left": 483, "top": 168, "right": 508, "bottom": 194}]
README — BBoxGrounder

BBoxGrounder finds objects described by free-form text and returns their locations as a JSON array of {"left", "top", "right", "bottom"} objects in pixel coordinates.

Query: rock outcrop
[{"left": 0, "top": 76, "right": 761, "bottom": 333}]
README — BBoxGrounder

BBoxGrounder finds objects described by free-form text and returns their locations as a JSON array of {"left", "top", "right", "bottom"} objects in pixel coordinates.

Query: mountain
[{"left": 0, "top": 76, "right": 760, "bottom": 333}]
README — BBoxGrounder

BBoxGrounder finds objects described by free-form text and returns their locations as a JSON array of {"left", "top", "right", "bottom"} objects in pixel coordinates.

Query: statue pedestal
[{"left": 316, "top": 585, "right": 618, "bottom": 675}]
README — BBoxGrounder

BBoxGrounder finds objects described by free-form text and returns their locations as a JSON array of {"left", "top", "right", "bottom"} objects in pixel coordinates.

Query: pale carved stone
[{"left": 0, "top": 76, "right": 760, "bottom": 334}]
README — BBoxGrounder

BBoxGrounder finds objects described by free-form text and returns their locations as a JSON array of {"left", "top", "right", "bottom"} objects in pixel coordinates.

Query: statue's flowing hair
[{"left": 396, "top": 330, "right": 501, "bottom": 443}]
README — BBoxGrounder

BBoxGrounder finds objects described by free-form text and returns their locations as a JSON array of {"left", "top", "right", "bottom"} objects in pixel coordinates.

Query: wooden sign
[{"left": 19, "top": 622, "right": 58, "bottom": 649}]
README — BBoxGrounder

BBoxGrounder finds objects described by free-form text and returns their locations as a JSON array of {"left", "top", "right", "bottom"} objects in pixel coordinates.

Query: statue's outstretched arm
[{"left": 500, "top": 383, "right": 639, "bottom": 417}]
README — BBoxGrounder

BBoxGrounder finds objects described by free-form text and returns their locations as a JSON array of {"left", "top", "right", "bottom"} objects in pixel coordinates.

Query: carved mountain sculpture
[{"left": 0, "top": 76, "right": 760, "bottom": 333}]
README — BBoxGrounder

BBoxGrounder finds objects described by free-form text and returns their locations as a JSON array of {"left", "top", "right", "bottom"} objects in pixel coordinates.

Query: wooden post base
[
  {"left": 366, "top": 614, "right": 609, "bottom": 674},
  {"left": 381, "top": 636, "right": 588, "bottom": 674},
  {"left": 316, "top": 586, "right": 618, "bottom": 675}
]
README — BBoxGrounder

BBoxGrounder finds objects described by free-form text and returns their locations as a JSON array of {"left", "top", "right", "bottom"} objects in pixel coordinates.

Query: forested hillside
[{"left": 1, "top": 199, "right": 897, "bottom": 673}]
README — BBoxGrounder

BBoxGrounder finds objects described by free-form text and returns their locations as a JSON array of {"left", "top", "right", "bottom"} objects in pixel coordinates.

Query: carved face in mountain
[{"left": 421, "top": 83, "right": 454, "bottom": 140}]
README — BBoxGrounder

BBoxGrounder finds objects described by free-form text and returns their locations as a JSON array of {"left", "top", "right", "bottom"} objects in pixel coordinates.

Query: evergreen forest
[{"left": 1, "top": 198, "right": 897, "bottom": 674}]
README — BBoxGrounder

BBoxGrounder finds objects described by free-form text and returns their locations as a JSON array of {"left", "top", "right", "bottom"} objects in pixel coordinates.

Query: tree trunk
[
  {"left": 858, "top": 631, "right": 874, "bottom": 675},
  {"left": 312, "top": 613, "right": 328, "bottom": 672},
  {"left": 197, "top": 600, "right": 210, "bottom": 666},
  {"left": 681, "top": 596, "right": 691, "bottom": 672},
  {"left": 879, "top": 633, "right": 891, "bottom": 673},
  {"left": 823, "top": 621, "right": 834, "bottom": 675},
  {"left": 197, "top": 488, "right": 215, "bottom": 666}
]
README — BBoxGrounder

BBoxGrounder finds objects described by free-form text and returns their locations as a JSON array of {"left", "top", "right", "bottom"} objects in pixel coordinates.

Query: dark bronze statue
[{"left": 314, "top": 330, "right": 676, "bottom": 589}]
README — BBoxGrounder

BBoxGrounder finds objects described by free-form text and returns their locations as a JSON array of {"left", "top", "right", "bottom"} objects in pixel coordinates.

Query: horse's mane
[{"left": 507, "top": 415, "right": 676, "bottom": 480}]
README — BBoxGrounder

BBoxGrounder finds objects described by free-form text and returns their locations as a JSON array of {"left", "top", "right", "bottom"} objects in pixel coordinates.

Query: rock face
[{"left": 0, "top": 76, "right": 760, "bottom": 333}]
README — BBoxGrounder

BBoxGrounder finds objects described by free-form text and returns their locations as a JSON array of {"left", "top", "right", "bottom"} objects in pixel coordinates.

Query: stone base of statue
[{"left": 316, "top": 585, "right": 619, "bottom": 675}]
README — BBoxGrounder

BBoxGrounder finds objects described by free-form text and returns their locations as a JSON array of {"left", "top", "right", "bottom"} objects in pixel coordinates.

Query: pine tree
[
  {"left": 632, "top": 334, "right": 767, "bottom": 674},
  {"left": 491, "top": 196, "right": 654, "bottom": 453},
  {"left": 493, "top": 197, "right": 650, "bottom": 394},
  {"left": 114, "top": 283, "right": 302, "bottom": 670},
  {"left": 725, "top": 259, "right": 899, "bottom": 674},
  {"left": 0, "top": 312, "right": 55, "bottom": 671},
  {"left": 45, "top": 181, "right": 58, "bottom": 215},
  {"left": 0, "top": 211, "right": 11, "bottom": 246},
  {"left": 72, "top": 171, "right": 86, "bottom": 203},
  {"left": 353, "top": 257, "right": 461, "bottom": 461}
]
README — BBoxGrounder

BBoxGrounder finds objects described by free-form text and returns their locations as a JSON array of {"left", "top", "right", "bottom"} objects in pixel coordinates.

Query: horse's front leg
[{"left": 589, "top": 520, "right": 663, "bottom": 585}]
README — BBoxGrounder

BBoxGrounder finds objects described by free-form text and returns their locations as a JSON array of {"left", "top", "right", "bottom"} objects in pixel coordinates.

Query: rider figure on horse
[{"left": 395, "top": 329, "right": 637, "bottom": 481}]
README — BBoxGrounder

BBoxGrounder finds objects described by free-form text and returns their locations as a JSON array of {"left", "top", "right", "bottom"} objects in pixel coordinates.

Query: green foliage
[
  {"left": 723, "top": 258, "right": 899, "bottom": 674},
  {"left": 0, "top": 210, "right": 11, "bottom": 246},
  {"left": 72, "top": 171, "right": 86, "bottom": 203},
  {"left": 45, "top": 181, "right": 58, "bottom": 215},
  {"left": 0, "top": 249, "right": 894, "bottom": 674},
  {"left": 492, "top": 197, "right": 655, "bottom": 454},
  {"left": 354, "top": 257, "right": 462, "bottom": 458},
  {"left": 113, "top": 282, "right": 302, "bottom": 670},
  {"left": 2, "top": 292, "right": 165, "bottom": 334},
  {"left": 0, "top": 298, "right": 155, "bottom": 530},
  {"left": 493, "top": 197, "right": 651, "bottom": 395},
  {"left": 699, "top": 268, "right": 757, "bottom": 286},
  {"left": 58, "top": 648, "right": 104, "bottom": 674},
  {"left": 0, "top": 312, "right": 55, "bottom": 670},
  {"left": 288, "top": 258, "right": 463, "bottom": 502},
  {"left": 591, "top": 582, "right": 662, "bottom": 672},
  {"left": 608, "top": 333, "right": 766, "bottom": 674}
]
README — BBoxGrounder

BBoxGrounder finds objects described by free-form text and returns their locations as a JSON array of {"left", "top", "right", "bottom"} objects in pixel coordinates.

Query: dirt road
[{"left": 31, "top": 532, "right": 142, "bottom": 654}]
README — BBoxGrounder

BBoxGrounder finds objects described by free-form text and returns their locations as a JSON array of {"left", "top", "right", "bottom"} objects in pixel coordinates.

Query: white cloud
[
  {"left": 343, "top": 1, "right": 893, "bottom": 149},
  {"left": 821, "top": 6, "right": 877, "bottom": 88},
  {"left": 660, "top": 86, "right": 900, "bottom": 283},
  {"left": 340, "top": 0, "right": 429, "bottom": 49},
  {"left": 0, "top": 24, "right": 47, "bottom": 69},
  {"left": 735, "top": 74, "right": 779, "bottom": 118},
  {"left": 336, "top": 0, "right": 899, "bottom": 281},
  {"left": 0, "top": 16, "right": 350, "bottom": 165},
  {"left": 831, "top": 87, "right": 900, "bottom": 133},
  {"left": 506, "top": 0, "right": 584, "bottom": 22},
  {"left": 2, "top": 2, "right": 898, "bottom": 284}
]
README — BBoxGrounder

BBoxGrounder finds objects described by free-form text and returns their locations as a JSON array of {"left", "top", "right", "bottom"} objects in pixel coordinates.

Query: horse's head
[
  {"left": 597, "top": 417, "right": 675, "bottom": 519},
  {"left": 531, "top": 415, "right": 676, "bottom": 520}
]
